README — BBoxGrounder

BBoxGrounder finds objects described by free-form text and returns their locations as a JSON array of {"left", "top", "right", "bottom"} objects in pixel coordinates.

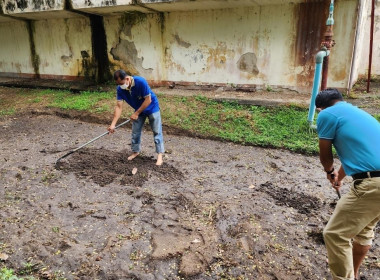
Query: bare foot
[
  {"left": 156, "top": 153, "right": 163, "bottom": 166},
  {"left": 128, "top": 152, "right": 139, "bottom": 161}
]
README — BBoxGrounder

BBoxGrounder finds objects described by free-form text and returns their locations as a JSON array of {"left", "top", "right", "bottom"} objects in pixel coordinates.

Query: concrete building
[{"left": 0, "top": 0, "right": 378, "bottom": 93}]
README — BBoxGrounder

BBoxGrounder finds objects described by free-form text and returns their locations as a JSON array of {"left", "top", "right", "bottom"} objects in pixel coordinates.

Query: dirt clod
[{"left": 258, "top": 181, "right": 322, "bottom": 214}]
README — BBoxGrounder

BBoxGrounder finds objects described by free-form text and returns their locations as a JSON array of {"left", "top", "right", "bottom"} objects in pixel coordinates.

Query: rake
[{"left": 55, "top": 119, "right": 131, "bottom": 165}]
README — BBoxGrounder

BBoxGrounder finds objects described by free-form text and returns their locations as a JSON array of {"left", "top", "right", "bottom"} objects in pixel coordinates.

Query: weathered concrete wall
[
  {"left": 329, "top": 0, "right": 358, "bottom": 88},
  {"left": 357, "top": 0, "right": 380, "bottom": 79},
  {"left": 0, "top": 0, "right": 368, "bottom": 92},
  {"left": 0, "top": 17, "right": 93, "bottom": 79},
  {"left": 33, "top": 17, "right": 93, "bottom": 78},
  {"left": 0, "top": 20, "right": 33, "bottom": 76},
  {"left": 102, "top": 1, "right": 357, "bottom": 91},
  {"left": 128, "top": 2, "right": 354, "bottom": 91},
  {"left": 162, "top": 7, "right": 294, "bottom": 87},
  {"left": 105, "top": 13, "right": 165, "bottom": 81}
]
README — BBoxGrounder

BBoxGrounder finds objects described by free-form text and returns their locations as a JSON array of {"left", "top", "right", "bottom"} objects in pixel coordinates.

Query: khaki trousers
[{"left": 323, "top": 177, "right": 380, "bottom": 280}]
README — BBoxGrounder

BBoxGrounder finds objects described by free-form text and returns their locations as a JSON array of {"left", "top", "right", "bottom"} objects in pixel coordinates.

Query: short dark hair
[
  {"left": 315, "top": 88, "right": 343, "bottom": 108},
  {"left": 114, "top": 70, "right": 127, "bottom": 81}
]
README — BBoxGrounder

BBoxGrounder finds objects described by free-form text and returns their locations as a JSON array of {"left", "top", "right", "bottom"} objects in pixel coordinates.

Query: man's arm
[
  {"left": 130, "top": 95, "right": 151, "bottom": 120},
  {"left": 108, "top": 100, "right": 123, "bottom": 133},
  {"left": 319, "top": 139, "right": 344, "bottom": 188},
  {"left": 319, "top": 139, "right": 334, "bottom": 172}
]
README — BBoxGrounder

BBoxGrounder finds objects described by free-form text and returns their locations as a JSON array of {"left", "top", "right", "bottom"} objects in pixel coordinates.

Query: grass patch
[
  {"left": 0, "top": 264, "right": 67, "bottom": 280},
  {"left": 0, "top": 108, "right": 15, "bottom": 116},
  {"left": 48, "top": 90, "right": 114, "bottom": 111},
  {"left": 5, "top": 88, "right": 371, "bottom": 154},
  {"left": 30, "top": 97, "right": 41, "bottom": 103},
  {"left": 160, "top": 95, "right": 319, "bottom": 153},
  {"left": 247, "top": 105, "right": 318, "bottom": 153},
  {"left": 0, "top": 266, "right": 34, "bottom": 280}
]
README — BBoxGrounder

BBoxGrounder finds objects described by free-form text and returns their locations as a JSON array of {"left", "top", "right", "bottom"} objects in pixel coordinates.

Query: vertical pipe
[
  {"left": 366, "top": 0, "right": 375, "bottom": 93},
  {"left": 308, "top": 62, "right": 323, "bottom": 124},
  {"left": 321, "top": 55, "right": 330, "bottom": 90},
  {"left": 308, "top": 50, "right": 329, "bottom": 125},
  {"left": 321, "top": 1, "right": 335, "bottom": 90}
]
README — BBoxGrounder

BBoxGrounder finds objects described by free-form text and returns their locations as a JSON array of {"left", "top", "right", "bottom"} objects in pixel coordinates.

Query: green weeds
[
  {"left": 5, "top": 88, "right": 379, "bottom": 154},
  {"left": 0, "top": 265, "right": 67, "bottom": 280},
  {"left": 0, "top": 108, "right": 15, "bottom": 116},
  {"left": 0, "top": 266, "right": 34, "bottom": 280},
  {"left": 161, "top": 95, "right": 319, "bottom": 154},
  {"left": 48, "top": 90, "right": 113, "bottom": 111}
]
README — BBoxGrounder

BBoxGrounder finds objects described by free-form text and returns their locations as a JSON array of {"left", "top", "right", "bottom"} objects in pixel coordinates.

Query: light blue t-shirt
[{"left": 317, "top": 101, "right": 380, "bottom": 175}]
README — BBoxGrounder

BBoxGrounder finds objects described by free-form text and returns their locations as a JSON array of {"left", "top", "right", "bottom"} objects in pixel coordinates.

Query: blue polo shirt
[
  {"left": 116, "top": 76, "right": 160, "bottom": 115},
  {"left": 317, "top": 101, "right": 380, "bottom": 175}
]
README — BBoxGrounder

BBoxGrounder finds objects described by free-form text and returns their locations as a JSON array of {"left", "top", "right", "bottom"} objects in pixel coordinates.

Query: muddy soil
[
  {"left": 0, "top": 113, "right": 379, "bottom": 280},
  {"left": 57, "top": 150, "right": 183, "bottom": 188}
]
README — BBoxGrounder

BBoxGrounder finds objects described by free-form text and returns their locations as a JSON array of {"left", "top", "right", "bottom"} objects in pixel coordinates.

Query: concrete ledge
[
  {"left": 2, "top": 0, "right": 83, "bottom": 19},
  {"left": 0, "top": 0, "right": 323, "bottom": 19},
  {"left": 139, "top": 0, "right": 308, "bottom": 12},
  {"left": 72, "top": 0, "right": 151, "bottom": 15},
  {"left": 0, "top": 72, "right": 86, "bottom": 80},
  {"left": 3, "top": 0, "right": 63, "bottom": 14}
]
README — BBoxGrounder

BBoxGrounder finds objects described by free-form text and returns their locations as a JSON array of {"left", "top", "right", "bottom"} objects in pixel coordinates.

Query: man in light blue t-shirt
[
  {"left": 108, "top": 70, "right": 164, "bottom": 165},
  {"left": 316, "top": 88, "right": 380, "bottom": 280}
]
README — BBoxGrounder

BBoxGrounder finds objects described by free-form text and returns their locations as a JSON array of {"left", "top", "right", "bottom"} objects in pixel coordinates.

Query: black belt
[{"left": 352, "top": 171, "right": 380, "bottom": 180}]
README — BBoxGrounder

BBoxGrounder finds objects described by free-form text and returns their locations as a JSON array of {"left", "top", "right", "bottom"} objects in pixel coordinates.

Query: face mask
[{"left": 120, "top": 83, "right": 128, "bottom": 90}]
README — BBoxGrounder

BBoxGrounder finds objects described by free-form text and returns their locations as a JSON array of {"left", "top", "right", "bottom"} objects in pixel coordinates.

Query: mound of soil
[
  {"left": 57, "top": 148, "right": 183, "bottom": 187},
  {"left": 258, "top": 181, "right": 322, "bottom": 214}
]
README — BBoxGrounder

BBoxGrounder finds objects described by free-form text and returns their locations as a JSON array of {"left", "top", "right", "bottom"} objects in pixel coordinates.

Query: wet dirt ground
[{"left": 0, "top": 112, "right": 379, "bottom": 280}]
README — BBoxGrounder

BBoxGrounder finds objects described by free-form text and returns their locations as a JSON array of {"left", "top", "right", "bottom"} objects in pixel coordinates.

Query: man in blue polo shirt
[
  {"left": 315, "top": 88, "right": 380, "bottom": 280},
  {"left": 108, "top": 70, "right": 164, "bottom": 165}
]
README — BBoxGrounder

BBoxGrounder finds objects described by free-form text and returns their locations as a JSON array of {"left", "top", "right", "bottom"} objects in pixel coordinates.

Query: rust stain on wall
[
  {"left": 237, "top": 52, "right": 259, "bottom": 75},
  {"left": 331, "top": 66, "right": 347, "bottom": 81},
  {"left": 168, "top": 60, "right": 186, "bottom": 74},
  {"left": 206, "top": 42, "right": 233, "bottom": 70},
  {"left": 295, "top": 0, "right": 329, "bottom": 87},
  {"left": 14, "top": 62, "right": 21, "bottom": 73}
]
